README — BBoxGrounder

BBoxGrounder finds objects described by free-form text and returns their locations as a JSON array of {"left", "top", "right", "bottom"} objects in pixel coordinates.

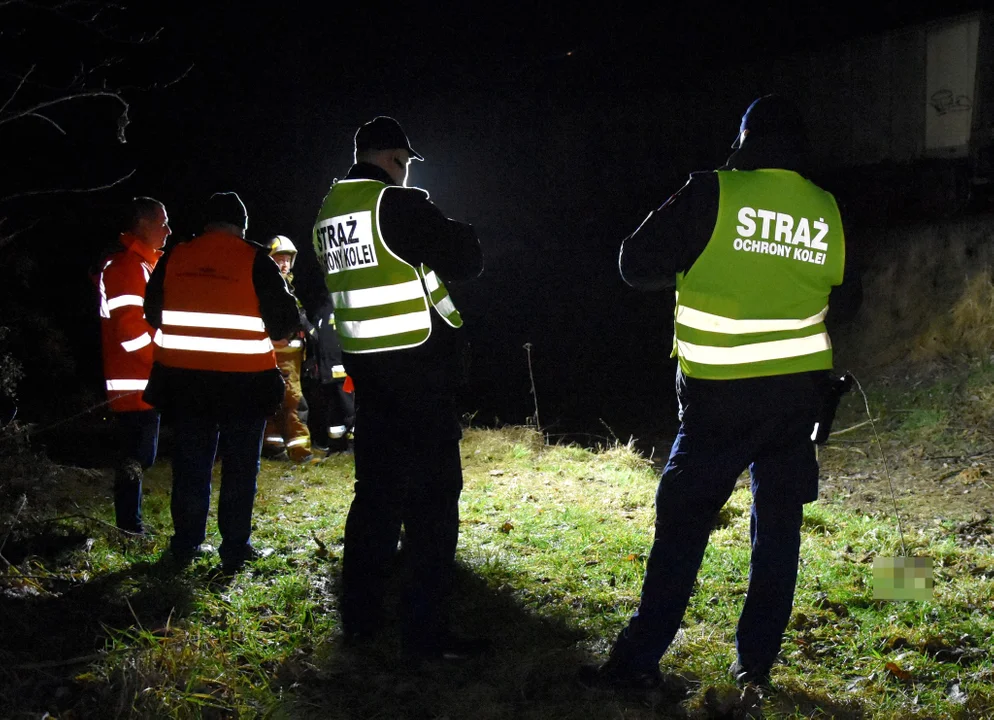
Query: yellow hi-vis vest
[
  {"left": 673, "top": 169, "right": 845, "bottom": 380},
  {"left": 312, "top": 179, "right": 463, "bottom": 354}
]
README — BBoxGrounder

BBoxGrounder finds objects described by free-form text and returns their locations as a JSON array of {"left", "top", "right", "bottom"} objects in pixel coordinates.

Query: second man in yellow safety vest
[{"left": 293, "top": 116, "right": 486, "bottom": 660}]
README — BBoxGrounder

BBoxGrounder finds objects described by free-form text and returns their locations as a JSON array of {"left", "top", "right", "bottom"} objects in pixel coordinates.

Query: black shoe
[
  {"left": 168, "top": 543, "right": 215, "bottom": 566},
  {"left": 220, "top": 545, "right": 273, "bottom": 573},
  {"left": 578, "top": 659, "right": 664, "bottom": 691},
  {"left": 729, "top": 660, "right": 772, "bottom": 689}
]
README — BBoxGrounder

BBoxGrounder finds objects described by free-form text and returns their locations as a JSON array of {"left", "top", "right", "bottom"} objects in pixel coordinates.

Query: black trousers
[
  {"left": 303, "top": 377, "right": 355, "bottom": 450},
  {"left": 112, "top": 409, "right": 160, "bottom": 532},
  {"left": 341, "top": 393, "right": 462, "bottom": 651},
  {"left": 611, "top": 370, "right": 823, "bottom": 675}
]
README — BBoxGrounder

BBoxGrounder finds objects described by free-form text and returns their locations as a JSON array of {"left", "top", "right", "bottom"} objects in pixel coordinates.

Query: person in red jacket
[{"left": 97, "top": 197, "right": 170, "bottom": 534}]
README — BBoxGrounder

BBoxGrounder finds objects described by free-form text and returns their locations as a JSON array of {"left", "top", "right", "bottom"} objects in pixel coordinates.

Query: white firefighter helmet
[{"left": 269, "top": 235, "right": 297, "bottom": 266}]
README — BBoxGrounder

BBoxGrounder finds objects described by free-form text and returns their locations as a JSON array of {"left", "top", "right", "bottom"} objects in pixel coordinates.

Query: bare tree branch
[
  {"left": 25, "top": 112, "right": 66, "bottom": 134},
  {"left": 0, "top": 64, "right": 36, "bottom": 115},
  {"left": 1, "top": 0, "right": 163, "bottom": 45},
  {"left": 120, "top": 63, "right": 195, "bottom": 93},
  {"left": 0, "top": 168, "right": 135, "bottom": 204},
  {"left": 0, "top": 89, "right": 130, "bottom": 141}
]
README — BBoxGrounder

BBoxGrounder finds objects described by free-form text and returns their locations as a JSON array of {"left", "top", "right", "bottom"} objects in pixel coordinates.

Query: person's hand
[{"left": 273, "top": 338, "right": 290, "bottom": 349}]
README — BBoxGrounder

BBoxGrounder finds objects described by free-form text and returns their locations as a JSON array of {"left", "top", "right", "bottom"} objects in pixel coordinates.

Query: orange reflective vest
[
  {"left": 152, "top": 231, "right": 277, "bottom": 373},
  {"left": 98, "top": 233, "right": 161, "bottom": 412}
]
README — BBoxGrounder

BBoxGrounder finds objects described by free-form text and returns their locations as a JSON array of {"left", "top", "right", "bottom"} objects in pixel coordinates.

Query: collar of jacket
[
  {"left": 724, "top": 135, "right": 807, "bottom": 174},
  {"left": 119, "top": 232, "right": 164, "bottom": 266},
  {"left": 345, "top": 162, "right": 395, "bottom": 185}
]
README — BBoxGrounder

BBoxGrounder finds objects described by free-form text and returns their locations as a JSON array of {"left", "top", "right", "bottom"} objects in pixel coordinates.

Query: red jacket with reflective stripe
[
  {"left": 153, "top": 230, "right": 278, "bottom": 373},
  {"left": 99, "top": 234, "right": 161, "bottom": 412}
]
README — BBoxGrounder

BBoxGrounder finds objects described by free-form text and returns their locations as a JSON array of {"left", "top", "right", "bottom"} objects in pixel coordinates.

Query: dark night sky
[{"left": 3, "top": 0, "right": 989, "bottom": 434}]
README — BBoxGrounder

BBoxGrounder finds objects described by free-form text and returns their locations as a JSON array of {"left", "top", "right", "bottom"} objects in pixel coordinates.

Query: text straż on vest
[
  {"left": 732, "top": 206, "right": 830, "bottom": 266},
  {"left": 315, "top": 211, "right": 379, "bottom": 275}
]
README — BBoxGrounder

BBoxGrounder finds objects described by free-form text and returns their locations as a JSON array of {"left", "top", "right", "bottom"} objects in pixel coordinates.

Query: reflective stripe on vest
[
  {"left": 154, "top": 231, "right": 277, "bottom": 373},
  {"left": 154, "top": 329, "right": 274, "bottom": 355},
  {"left": 313, "top": 179, "right": 463, "bottom": 354},
  {"left": 106, "top": 379, "right": 148, "bottom": 391},
  {"left": 106, "top": 294, "right": 145, "bottom": 312},
  {"left": 422, "top": 268, "right": 462, "bottom": 326},
  {"left": 673, "top": 169, "right": 844, "bottom": 380},
  {"left": 121, "top": 333, "right": 152, "bottom": 352}
]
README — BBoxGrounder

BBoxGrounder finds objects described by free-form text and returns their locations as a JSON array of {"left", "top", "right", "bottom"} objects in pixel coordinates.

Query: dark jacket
[
  {"left": 618, "top": 137, "right": 862, "bottom": 322},
  {"left": 293, "top": 163, "right": 484, "bottom": 399},
  {"left": 302, "top": 296, "right": 345, "bottom": 384},
  {"left": 143, "top": 233, "right": 300, "bottom": 418}
]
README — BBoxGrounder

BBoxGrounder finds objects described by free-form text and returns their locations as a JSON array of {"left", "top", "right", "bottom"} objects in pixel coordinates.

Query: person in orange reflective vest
[
  {"left": 263, "top": 235, "right": 314, "bottom": 463},
  {"left": 143, "top": 192, "right": 299, "bottom": 572},
  {"left": 97, "top": 197, "right": 170, "bottom": 534}
]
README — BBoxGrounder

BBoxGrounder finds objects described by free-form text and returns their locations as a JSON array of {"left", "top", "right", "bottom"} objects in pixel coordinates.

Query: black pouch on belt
[{"left": 812, "top": 372, "right": 854, "bottom": 445}]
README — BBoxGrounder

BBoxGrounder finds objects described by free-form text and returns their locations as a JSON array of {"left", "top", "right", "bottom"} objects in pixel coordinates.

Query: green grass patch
[{"left": 1, "top": 426, "right": 993, "bottom": 718}]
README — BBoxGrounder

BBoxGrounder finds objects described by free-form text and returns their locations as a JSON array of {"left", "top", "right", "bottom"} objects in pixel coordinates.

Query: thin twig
[
  {"left": 926, "top": 447, "right": 994, "bottom": 462},
  {"left": 0, "top": 168, "right": 135, "bottom": 204},
  {"left": 0, "top": 391, "right": 137, "bottom": 449},
  {"left": 25, "top": 111, "right": 66, "bottom": 134},
  {"left": 934, "top": 468, "right": 966, "bottom": 483},
  {"left": 851, "top": 375, "right": 907, "bottom": 556},
  {"left": 0, "top": 89, "right": 128, "bottom": 128},
  {"left": 0, "top": 494, "right": 28, "bottom": 558},
  {"left": 0, "top": 64, "right": 35, "bottom": 114},
  {"left": 124, "top": 597, "right": 144, "bottom": 632},
  {"left": 37, "top": 512, "right": 149, "bottom": 538},
  {"left": 0, "top": 219, "right": 39, "bottom": 251},
  {"left": 523, "top": 342, "right": 541, "bottom": 431},
  {"left": 829, "top": 418, "right": 879, "bottom": 437}
]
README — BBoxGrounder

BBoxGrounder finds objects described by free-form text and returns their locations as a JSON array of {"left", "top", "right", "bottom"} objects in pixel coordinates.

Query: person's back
[
  {"left": 584, "top": 95, "right": 860, "bottom": 691},
  {"left": 143, "top": 192, "right": 299, "bottom": 572},
  {"left": 673, "top": 167, "right": 843, "bottom": 380}
]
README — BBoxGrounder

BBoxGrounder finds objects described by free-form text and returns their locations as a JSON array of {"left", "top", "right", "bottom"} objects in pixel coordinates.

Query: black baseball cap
[
  {"left": 204, "top": 191, "right": 248, "bottom": 231},
  {"left": 732, "top": 94, "right": 806, "bottom": 148},
  {"left": 354, "top": 116, "right": 424, "bottom": 161}
]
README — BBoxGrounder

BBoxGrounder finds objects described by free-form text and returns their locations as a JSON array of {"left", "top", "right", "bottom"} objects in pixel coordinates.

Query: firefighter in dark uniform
[
  {"left": 582, "top": 95, "right": 861, "bottom": 690},
  {"left": 302, "top": 294, "right": 355, "bottom": 455},
  {"left": 293, "top": 116, "right": 486, "bottom": 659}
]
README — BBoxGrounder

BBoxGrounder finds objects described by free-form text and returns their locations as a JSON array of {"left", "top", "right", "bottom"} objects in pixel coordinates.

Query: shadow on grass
[
  {"left": 0, "top": 552, "right": 197, "bottom": 715},
  {"left": 764, "top": 683, "right": 866, "bottom": 719},
  {"left": 276, "top": 560, "right": 698, "bottom": 720}
]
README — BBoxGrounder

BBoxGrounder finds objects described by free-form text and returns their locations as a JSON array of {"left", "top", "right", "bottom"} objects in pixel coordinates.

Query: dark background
[{"left": 1, "top": 1, "right": 988, "bottom": 446}]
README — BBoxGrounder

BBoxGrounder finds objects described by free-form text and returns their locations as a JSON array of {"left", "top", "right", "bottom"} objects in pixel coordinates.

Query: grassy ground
[{"left": 2, "top": 375, "right": 994, "bottom": 718}]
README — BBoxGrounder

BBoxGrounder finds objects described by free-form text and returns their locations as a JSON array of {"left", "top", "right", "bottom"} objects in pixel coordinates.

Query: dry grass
[{"left": 914, "top": 269, "right": 994, "bottom": 362}]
